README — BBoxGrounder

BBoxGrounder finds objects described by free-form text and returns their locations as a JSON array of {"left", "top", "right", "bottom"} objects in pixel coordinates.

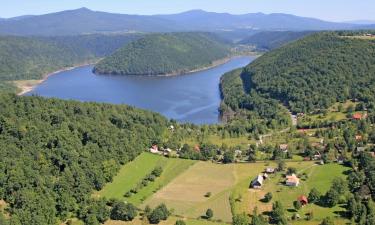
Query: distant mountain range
[
  {"left": 344, "top": 20, "right": 375, "bottom": 25},
  {"left": 0, "top": 8, "right": 369, "bottom": 36}
]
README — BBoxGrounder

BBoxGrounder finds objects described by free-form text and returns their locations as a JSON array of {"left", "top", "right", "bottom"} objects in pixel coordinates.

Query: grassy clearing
[{"left": 96, "top": 153, "right": 195, "bottom": 206}]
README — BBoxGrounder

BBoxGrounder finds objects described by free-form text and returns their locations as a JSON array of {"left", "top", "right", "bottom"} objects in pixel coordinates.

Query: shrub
[
  {"left": 110, "top": 202, "right": 137, "bottom": 221},
  {"left": 264, "top": 192, "right": 273, "bottom": 202},
  {"left": 206, "top": 208, "right": 213, "bottom": 219},
  {"left": 175, "top": 220, "right": 186, "bottom": 225}
]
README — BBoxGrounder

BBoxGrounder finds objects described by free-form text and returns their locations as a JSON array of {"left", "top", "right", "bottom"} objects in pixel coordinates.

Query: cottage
[
  {"left": 150, "top": 144, "right": 160, "bottom": 154},
  {"left": 286, "top": 174, "right": 300, "bottom": 187},
  {"left": 353, "top": 113, "right": 367, "bottom": 120},
  {"left": 313, "top": 151, "right": 322, "bottom": 160},
  {"left": 279, "top": 144, "right": 288, "bottom": 153},
  {"left": 265, "top": 167, "right": 275, "bottom": 174},
  {"left": 357, "top": 147, "right": 366, "bottom": 152},
  {"left": 298, "top": 195, "right": 308, "bottom": 206},
  {"left": 355, "top": 135, "right": 363, "bottom": 141},
  {"left": 235, "top": 150, "right": 242, "bottom": 157},
  {"left": 251, "top": 174, "right": 264, "bottom": 189},
  {"left": 337, "top": 155, "right": 345, "bottom": 164}
]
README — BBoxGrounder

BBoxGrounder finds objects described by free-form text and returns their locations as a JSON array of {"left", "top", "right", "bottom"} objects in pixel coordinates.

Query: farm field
[{"left": 96, "top": 153, "right": 195, "bottom": 205}]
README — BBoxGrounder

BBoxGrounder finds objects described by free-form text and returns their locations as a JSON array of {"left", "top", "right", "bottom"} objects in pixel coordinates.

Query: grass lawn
[{"left": 96, "top": 153, "right": 195, "bottom": 206}]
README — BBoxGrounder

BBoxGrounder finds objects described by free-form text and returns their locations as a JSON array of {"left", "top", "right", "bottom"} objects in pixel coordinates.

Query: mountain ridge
[{"left": 0, "top": 8, "right": 365, "bottom": 36}]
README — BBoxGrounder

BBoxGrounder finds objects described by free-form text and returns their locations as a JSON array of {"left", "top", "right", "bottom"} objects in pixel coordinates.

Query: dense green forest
[
  {"left": 234, "top": 31, "right": 375, "bottom": 114},
  {"left": 220, "top": 69, "right": 291, "bottom": 135},
  {"left": 0, "top": 93, "right": 168, "bottom": 224},
  {"left": 239, "top": 31, "right": 313, "bottom": 51},
  {"left": 93, "top": 32, "right": 230, "bottom": 76},
  {"left": 0, "top": 34, "right": 141, "bottom": 92}
]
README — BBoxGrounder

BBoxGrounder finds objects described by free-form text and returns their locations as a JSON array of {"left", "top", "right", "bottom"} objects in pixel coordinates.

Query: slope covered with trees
[
  {"left": 220, "top": 69, "right": 291, "bottom": 135},
  {"left": 0, "top": 34, "right": 141, "bottom": 92},
  {"left": 0, "top": 93, "right": 168, "bottom": 224},
  {"left": 238, "top": 31, "right": 375, "bottom": 114},
  {"left": 93, "top": 32, "right": 230, "bottom": 76},
  {"left": 239, "top": 31, "right": 313, "bottom": 51}
]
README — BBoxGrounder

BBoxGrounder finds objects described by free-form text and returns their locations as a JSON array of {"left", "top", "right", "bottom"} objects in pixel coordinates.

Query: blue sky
[{"left": 1, "top": 0, "right": 375, "bottom": 22}]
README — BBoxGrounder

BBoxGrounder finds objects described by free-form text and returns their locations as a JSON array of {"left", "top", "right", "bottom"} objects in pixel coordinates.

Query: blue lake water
[{"left": 26, "top": 56, "right": 254, "bottom": 124}]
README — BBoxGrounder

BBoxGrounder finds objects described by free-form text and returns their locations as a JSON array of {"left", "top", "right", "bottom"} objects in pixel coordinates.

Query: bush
[
  {"left": 152, "top": 167, "right": 163, "bottom": 177},
  {"left": 205, "top": 192, "right": 212, "bottom": 198},
  {"left": 110, "top": 202, "right": 137, "bottom": 221},
  {"left": 205, "top": 208, "right": 213, "bottom": 219},
  {"left": 147, "top": 204, "right": 170, "bottom": 224},
  {"left": 308, "top": 188, "right": 321, "bottom": 203},
  {"left": 293, "top": 201, "right": 302, "bottom": 210},
  {"left": 175, "top": 220, "right": 186, "bottom": 225},
  {"left": 320, "top": 217, "right": 334, "bottom": 225},
  {"left": 264, "top": 192, "right": 273, "bottom": 202}
]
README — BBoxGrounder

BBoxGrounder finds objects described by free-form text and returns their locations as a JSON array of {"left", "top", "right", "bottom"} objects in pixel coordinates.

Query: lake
[{"left": 26, "top": 56, "right": 254, "bottom": 124}]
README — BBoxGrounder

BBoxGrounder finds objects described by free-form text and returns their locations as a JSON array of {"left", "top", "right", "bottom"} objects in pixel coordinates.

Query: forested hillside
[
  {"left": 239, "top": 31, "right": 313, "bottom": 51},
  {"left": 0, "top": 34, "right": 141, "bottom": 92},
  {"left": 220, "top": 69, "right": 290, "bottom": 134},
  {"left": 230, "top": 31, "right": 375, "bottom": 114},
  {"left": 93, "top": 32, "right": 230, "bottom": 76},
  {"left": 0, "top": 93, "right": 168, "bottom": 224}
]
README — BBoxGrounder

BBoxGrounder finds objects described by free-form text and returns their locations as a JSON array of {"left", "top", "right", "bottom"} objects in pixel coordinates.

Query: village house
[
  {"left": 265, "top": 167, "right": 275, "bottom": 174},
  {"left": 357, "top": 147, "right": 366, "bottom": 153},
  {"left": 355, "top": 135, "right": 363, "bottom": 141},
  {"left": 286, "top": 174, "right": 300, "bottom": 187},
  {"left": 250, "top": 174, "right": 264, "bottom": 189},
  {"left": 352, "top": 113, "right": 367, "bottom": 120},
  {"left": 337, "top": 155, "right": 345, "bottom": 164},
  {"left": 149, "top": 144, "right": 160, "bottom": 154},
  {"left": 279, "top": 144, "right": 288, "bottom": 153},
  {"left": 313, "top": 151, "right": 322, "bottom": 160},
  {"left": 297, "top": 195, "right": 308, "bottom": 206}
]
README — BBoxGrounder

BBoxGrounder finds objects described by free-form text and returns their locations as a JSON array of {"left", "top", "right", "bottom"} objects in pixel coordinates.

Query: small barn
[
  {"left": 250, "top": 174, "right": 264, "bottom": 189},
  {"left": 286, "top": 174, "right": 300, "bottom": 187},
  {"left": 298, "top": 195, "right": 308, "bottom": 206}
]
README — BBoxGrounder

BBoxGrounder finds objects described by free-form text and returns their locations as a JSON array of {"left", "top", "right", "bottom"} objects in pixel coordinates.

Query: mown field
[{"left": 96, "top": 153, "right": 195, "bottom": 205}]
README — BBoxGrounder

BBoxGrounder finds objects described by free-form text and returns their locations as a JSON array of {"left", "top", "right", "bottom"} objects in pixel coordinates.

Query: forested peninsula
[
  {"left": 93, "top": 33, "right": 231, "bottom": 76},
  {"left": 0, "top": 34, "right": 141, "bottom": 92},
  {"left": 221, "top": 31, "right": 375, "bottom": 123}
]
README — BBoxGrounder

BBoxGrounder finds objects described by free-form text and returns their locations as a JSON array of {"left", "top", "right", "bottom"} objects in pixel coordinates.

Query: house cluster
[
  {"left": 250, "top": 167, "right": 275, "bottom": 189},
  {"left": 250, "top": 167, "right": 301, "bottom": 189},
  {"left": 149, "top": 144, "right": 172, "bottom": 155}
]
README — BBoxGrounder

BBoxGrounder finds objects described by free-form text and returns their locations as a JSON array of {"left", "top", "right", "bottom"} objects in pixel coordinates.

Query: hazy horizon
[{"left": 1, "top": 0, "right": 375, "bottom": 22}]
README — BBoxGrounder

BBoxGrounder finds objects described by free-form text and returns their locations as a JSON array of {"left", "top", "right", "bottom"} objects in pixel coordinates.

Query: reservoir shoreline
[{"left": 16, "top": 60, "right": 99, "bottom": 96}]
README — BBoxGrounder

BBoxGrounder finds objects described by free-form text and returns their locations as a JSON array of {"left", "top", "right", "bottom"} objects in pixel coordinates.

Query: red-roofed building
[
  {"left": 353, "top": 113, "right": 367, "bottom": 120},
  {"left": 298, "top": 195, "right": 308, "bottom": 205}
]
